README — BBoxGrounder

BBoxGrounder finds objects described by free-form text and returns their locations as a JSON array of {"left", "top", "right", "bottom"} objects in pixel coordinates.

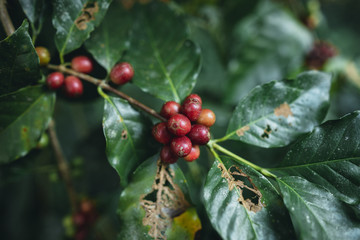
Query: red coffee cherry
[
  {"left": 181, "top": 98, "right": 202, "bottom": 121},
  {"left": 185, "top": 93, "right": 202, "bottom": 105},
  {"left": 46, "top": 72, "right": 64, "bottom": 90},
  {"left": 35, "top": 46, "right": 50, "bottom": 66},
  {"left": 72, "top": 212, "right": 86, "bottom": 227},
  {"left": 167, "top": 114, "right": 191, "bottom": 136},
  {"left": 197, "top": 109, "right": 216, "bottom": 127},
  {"left": 71, "top": 56, "right": 93, "bottom": 73},
  {"left": 188, "top": 124, "right": 210, "bottom": 145},
  {"left": 160, "top": 145, "right": 178, "bottom": 164},
  {"left": 183, "top": 145, "right": 200, "bottom": 162},
  {"left": 152, "top": 122, "right": 172, "bottom": 144},
  {"left": 170, "top": 136, "right": 192, "bottom": 158},
  {"left": 110, "top": 62, "right": 134, "bottom": 85},
  {"left": 64, "top": 76, "right": 83, "bottom": 97},
  {"left": 160, "top": 101, "right": 181, "bottom": 119}
]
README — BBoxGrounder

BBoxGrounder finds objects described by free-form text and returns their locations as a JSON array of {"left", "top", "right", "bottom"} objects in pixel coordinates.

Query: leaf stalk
[{"left": 208, "top": 141, "right": 277, "bottom": 179}]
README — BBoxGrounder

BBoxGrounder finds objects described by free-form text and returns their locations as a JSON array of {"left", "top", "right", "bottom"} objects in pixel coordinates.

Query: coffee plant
[{"left": 1, "top": 0, "right": 360, "bottom": 239}]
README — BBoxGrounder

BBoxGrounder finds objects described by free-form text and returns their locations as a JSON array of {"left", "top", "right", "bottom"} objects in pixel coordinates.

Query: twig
[
  {"left": 48, "top": 120, "right": 78, "bottom": 213},
  {"left": 47, "top": 64, "right": 167, "bottom": 122},
  {"left": 0, "top": 0, "right": 15, "bottom": 36}
]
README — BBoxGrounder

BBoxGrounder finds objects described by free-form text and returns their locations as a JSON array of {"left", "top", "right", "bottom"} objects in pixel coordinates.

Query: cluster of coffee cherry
[
  {"left": 305, "top": 41, "right": 337, "bottom": 70},
  {"left": 46, "top": 55, "right": 92, "bottom": 97},
  {"left": 35, "top": 46, "right": 135, "bottom": 97},
  {"left": 152, "top": 94, "right": 216, "bottom": 164},
  {"left": 71, "top": 199, "right": 98, "bottom": 240}
]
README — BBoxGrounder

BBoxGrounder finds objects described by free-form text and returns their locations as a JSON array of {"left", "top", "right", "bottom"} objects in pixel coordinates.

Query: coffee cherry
[
  {"left": 46, "top": 72, "right": 64, "bottom": 90},
  {"left": 183, "top": 145, "right": 200, "bottom": 162},
  {"left": 152, "top": 122, "right": 172, "bottom": 144},
  {"left": 181, "top": 98, "right": 202, "bottom": 121},
  {"left": 73, "top": 212, "right": 86, "bottom": 227},
  {"left": 110, "top": 62, "right": 134, "bottom": 85},
  {"left": 185, "top": 93, "right": 202, "bottom": 105},
  {"left": 35, "top": 46, "right": 50, "bottom": 66},
  {"left": 71, "top": 56, "right": 93, "bottom": 73},
  {"left": 305, "top": 41, "right": 337, "bottom": 70},
  {"left": 64, "top": 76, "right": 83, "bottom": 97},
  {"left": 167, "top": 114, "right": 191, "bottom": 136},
  {"left": 170, "top": 136, "right": 192, "bottom": 158},
  {"left": 160, "top": 101, "right": 181, "bottom": 119},
  {"left": 187, "top": 124, "right": 210, "bottom": 145},
  {"left": 160, "top": 145, "right": 178, "bottom": 164},
  {"left": 197, "top": 109, "right": 216, "bottom": 127}
]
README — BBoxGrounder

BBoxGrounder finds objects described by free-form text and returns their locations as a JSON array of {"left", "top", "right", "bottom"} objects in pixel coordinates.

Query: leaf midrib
[
  {"left": 272, "top": 157, "right": 360, "bottom": 171},
  {"left": 278, "top": 178, "right": 330, "bottom": 239},
  {"left": 145, "top": 17, "right": 180, "bottom": 102},
  {"left": 0, "top": 88, "right": 47, "bottom": 134}
]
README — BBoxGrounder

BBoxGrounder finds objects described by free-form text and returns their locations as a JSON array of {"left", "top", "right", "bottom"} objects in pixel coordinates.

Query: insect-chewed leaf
[
  {"left": 203, "top": 156, "right": 295, "bottom": 240},
  {"left": 226, "top": 0, "right": 313, "bottom": 103},
  {"left": 273, "top": 111, "right": 360, "bottom": 204},
  {"left": 278, "top": 176, "right": 360, "bottom": 240},
  {"left": 118, "top": 156, "right": 198, "bottom": 240},
  {"left": 0, "top": 86, "right": 55, "bottom": 163},
  {"left": 102, "top": 97, "right": 154, "bottom": 186},
  {"left": 52, "top": 0, "right": 112, "bottom": 56},
  {"left": 225, "top": 71, "right": 331, "bottom": 148},
  {"left": 123, "top": 2, "right": 201, "bottom": 102},
  {"left": 85, "top": 1, "right": 132, "bottom": 72},
  {"left": 0, "top": 20, "right": 41, "bottom": 96}
]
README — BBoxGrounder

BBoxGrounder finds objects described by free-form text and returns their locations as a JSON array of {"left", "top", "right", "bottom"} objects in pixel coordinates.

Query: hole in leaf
[
  {"left": 218, "top": 163, "right": 263, "bottom": 213},
  {"left": 75, "top": 2, "right": 99, "bottom": 30},
  {"left": 261, "top": 124, "right": 272, "bottom": 139},
  {"left": 121, "top": 130, "right": 128, "bottom": 140},
  {"left": 140, "top": 159, "right": 189, "bottom": 239}
]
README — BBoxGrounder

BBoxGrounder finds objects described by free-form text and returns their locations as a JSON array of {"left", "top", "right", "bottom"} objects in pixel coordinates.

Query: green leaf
[
  {"left": 0, "top": 20, "right": 41, "bottom": 96},
  {"left": 124, "top": 2, "right": 201, "bottom": 102},
  {"left": 278, "top": 176, "right": 360, "bottom": 240},
  {"left": 203, "top": 156, "right": 295, "bottom": 240},
  {"left": 52, "top": 0, "right": 112, "bottom": 58},
  {"left": 224, "top": 71, "right": 330, "bottom": 148},
  {"left": 18, "top": 0, "right": 48, "bottom": 41},
  {"left": 273, "top": 111, "right": 360, "bottom": 204},
  {"left": 226, "top": 0, "right": 313, "bottom": 103},
  {"left": 85, "top": 1, "right": 131, "bottom": 72},
  {"left": 0, "top": 85, "right": 55, "bottom": 163},
  {"left": 102, "top": 97, "right": 153, "bottom": 186},
  {"left": 118, "top": 155, "right": 194, "bottom": 239}
]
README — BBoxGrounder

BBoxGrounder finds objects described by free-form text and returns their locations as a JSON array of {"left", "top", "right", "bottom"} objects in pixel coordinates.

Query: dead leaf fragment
[
  {"left": 218, "top": 163, "right": 263, "bottom": 213},
  {"left": 75, "top": 2, "right": 99, "bottom": 30},
  {"left": 140, "top": 159, "right": 189, "bottom": 239},
  {"left": 274, "top": 102, "right": 293, "bottom": 118},
  {"left": 236, "top": 125, "right": 250, "bottom": 137}
]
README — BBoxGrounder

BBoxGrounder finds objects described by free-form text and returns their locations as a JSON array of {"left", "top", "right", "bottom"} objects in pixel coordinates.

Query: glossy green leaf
[
  {"left": 52, "top": 0, "right": 112, "bottom": 57},
  {"left": 273, "top": 111, "right": 360, "bottom": 204},
  {"left": 226, "top": 1, "right": 313, "bottom": 103},
  {"left": 0, "top": 85, "right": 55, "bottom": 163},
  {"left": 102, "top": 97, "right": 153, "bottom": 186},
  {"left": 225, "top": 71, "right": 330, "bottom": 148},
  {"left": 203, "top": 156, "right": 295, "bottom": 240},
  {"left": 0, "top": 21, "right": 41, "bottom": 96},
  {"left": 118, "top": 155, "right": 194, "bottom": 239},
  {"left": 124, "top": 2, "right": 201, "bottom": 102},
  {"left": 278, "top": 176, "right": 360, "bottom": 239},
  {"left": 85, "top": 1, "right": 131, "bottom": 72}
]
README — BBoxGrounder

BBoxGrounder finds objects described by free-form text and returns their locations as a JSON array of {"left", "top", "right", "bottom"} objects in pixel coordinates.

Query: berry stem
[
  {"left": 48, "top": 120, "right": 78, "bottom": 213},
  {"left": 47, "top": 64, "right": 166, "bottom": 122},
  {"left": 208, "top": 141, "right": 277, "bottom": 179},
  {"left": 0, "top": 0, "right": 15, "bottom": 36}
]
